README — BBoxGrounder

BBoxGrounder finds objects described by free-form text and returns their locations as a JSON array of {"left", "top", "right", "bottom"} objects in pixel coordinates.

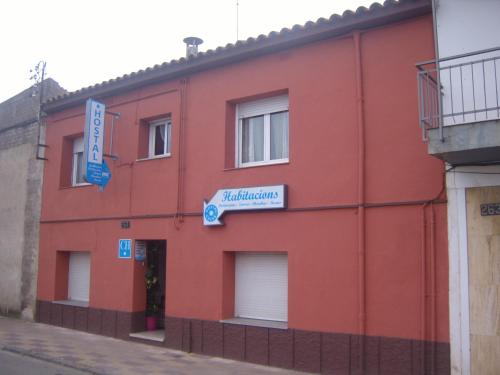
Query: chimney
[{"left": 183, "top": 37, "right": 203, "bottom": 58}]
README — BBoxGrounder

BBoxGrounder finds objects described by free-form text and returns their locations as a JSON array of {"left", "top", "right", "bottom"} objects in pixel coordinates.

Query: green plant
[
  {"left": 145, "top": 262, "right": 160, "bottom": 317},
  {"left": 145, "top": 265, "right": 157, "bottom": 290},
  {"left": 146, "top": 301, "right": 159, "bottom": 315}
]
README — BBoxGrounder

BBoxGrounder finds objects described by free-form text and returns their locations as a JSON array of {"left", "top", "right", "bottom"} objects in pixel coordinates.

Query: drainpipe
[
  {"left": 421, "top": 200, "right": 430, "bottom": 372},
  {"left": 421, "top": 201, "right": 438, "bottom": 374},
  {"left": 353, "top": 30, "right": 366, "bottom": 373},
  {"left": 174, "top": 78, "right": 188, "bottom": 229},
  {"left": 430, "top": 202, "right": 437, "bottom": 374},
  {"left": 421, "top": 168, "right": 445, "bottom": 373}
]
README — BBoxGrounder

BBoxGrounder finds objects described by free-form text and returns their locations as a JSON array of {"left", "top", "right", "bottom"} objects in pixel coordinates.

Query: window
[
  {"left": 148, "top": 118, "right": 172, "bottom": 158},
  {"left": 236, "top": 95, "right": 289, "bottom": 167},
  {"left": 68, "top": 252, "right": 91, "bottom": 303},
  {"left": 235, "top": 252, "right": 288, "bottom": 322},
  {"left": 72, "top": 137, "right": 86, "bottom": 186}
]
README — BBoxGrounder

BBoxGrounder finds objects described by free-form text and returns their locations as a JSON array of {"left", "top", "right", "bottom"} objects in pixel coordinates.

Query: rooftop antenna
[{"left": 236, "top": 0, "right": 239, "bottom": 41}]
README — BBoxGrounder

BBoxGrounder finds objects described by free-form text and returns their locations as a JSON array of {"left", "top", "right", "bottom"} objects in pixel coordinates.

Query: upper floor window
[
  {"left": 72, "top": 137, "right": 86, "bottom": 186},
  {"left": 236, "top": 95, "right": 289, "bottom": 167},
  {"left": 148, "top": 118, "right": 171, "bottom": 158}
]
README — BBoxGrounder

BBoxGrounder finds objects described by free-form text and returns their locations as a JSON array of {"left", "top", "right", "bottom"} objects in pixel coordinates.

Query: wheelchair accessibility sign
[{"left": 118, "top": 239, "right": 132, "bottom": 259}]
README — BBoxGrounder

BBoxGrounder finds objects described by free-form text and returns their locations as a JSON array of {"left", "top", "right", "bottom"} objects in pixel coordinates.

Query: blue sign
[
  {"left": 203, "top": 185, "right": 287, "bottom": 226},
  {"left": 135, "top": 240, "right": 146, "bottom": 261},
  {"left": 99, "top": 160, "right": 111, "bottom": 189},
  {"left": 118, "top": 239, "right": 132, "bottom": 259},
  {"left": 83, "top": 98, "right": 112, "bottom": 189}
]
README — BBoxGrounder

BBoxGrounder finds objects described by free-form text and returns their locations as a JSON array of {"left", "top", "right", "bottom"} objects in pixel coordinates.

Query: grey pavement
[{"left": 0, "top": 316, "right": 304, "bottom": 375}]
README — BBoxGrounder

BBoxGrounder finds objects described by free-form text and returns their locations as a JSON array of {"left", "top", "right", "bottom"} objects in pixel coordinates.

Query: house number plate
[{"left": 480, "top": 203, "right": 500, "bottom": 216}]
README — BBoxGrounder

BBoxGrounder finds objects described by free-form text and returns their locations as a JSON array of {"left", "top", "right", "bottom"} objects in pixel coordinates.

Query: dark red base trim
[
  {"left": 163, "top": 316, "right": 450, "bottom": 375},
  {"left": 35, "top": 301, "right": 450, "bottom": 374},
  {"left": 36, "top": 300, "right": 145, "bottom": 340}
]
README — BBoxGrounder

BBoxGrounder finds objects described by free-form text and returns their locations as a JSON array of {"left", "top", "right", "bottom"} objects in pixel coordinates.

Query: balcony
[{"left": 417, "top": 47, "right": 500, "bottom": 165}]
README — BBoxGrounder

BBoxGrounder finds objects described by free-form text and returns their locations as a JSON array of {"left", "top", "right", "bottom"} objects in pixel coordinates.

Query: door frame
[{"left": 446, "top": 165, "right": 500, "bottom": 375}]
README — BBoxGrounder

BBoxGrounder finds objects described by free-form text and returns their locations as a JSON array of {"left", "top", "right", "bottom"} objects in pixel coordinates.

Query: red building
[{"left": 37, "top": 0, "right": 450, "bottom": 373}]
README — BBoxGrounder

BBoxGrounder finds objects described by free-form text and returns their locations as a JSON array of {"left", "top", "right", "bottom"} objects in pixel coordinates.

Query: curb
[{"left": 2, "top": 346, "right": 102, "bottom": 375}]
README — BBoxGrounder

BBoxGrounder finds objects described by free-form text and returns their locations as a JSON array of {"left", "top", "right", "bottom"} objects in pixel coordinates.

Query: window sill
[
  {"left": 225, "top": 160, "right": 289, "bottom": 172},
  {"left": 136, "top": 154, "right": 171, "bottom": 163},
  {"left": 60, "top": 183, "right": 92, "bottom": 190},
  {"left": 53, "top": 299, "right": 89, "bottom": 308},
  {"left": 220, "top": 317, "right": 287, "bottom": 330}
]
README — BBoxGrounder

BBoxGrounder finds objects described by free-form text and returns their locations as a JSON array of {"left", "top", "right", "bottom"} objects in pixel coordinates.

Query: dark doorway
[{"left": 145, "top": 240, "right": 166, "bottom": 329}]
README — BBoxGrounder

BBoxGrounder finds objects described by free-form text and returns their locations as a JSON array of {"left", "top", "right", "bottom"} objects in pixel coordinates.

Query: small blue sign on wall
[
  {"left": 135, "top": 240, "right": 146, "bottom": 261},
  {"left": 118, "top": 239, "right": 132, "bottom": 259}
]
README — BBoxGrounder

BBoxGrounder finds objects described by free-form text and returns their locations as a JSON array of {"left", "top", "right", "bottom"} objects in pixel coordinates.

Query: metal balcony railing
[{"left": 416, "top": 46, "right": 500, "bottom": 142}]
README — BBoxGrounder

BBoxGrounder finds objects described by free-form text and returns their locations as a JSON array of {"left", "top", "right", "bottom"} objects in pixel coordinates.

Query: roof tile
[{"left": 44, "top": 0, "right": 430, "bottom": 112}]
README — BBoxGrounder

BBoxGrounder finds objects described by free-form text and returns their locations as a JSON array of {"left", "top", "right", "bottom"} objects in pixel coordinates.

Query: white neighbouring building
[{"left": 417, "top": 1, "right": 500, "bottom": 374}]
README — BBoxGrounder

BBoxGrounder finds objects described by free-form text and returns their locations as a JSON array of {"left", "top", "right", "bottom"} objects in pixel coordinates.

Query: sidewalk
[{"left": 0, "top": 316, "right": 302, "bottom": 375}]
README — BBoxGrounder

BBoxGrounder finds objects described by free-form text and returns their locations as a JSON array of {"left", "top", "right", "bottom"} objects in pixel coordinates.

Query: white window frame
[
  {"left": 148, "top": 118, "right": 172, "bottom": 159},
  {"left": 72, "top": 136, "right": 89, "bottom": 186},
  {"left": 236, "top": 95, "right": 289, "bottom": 168}
]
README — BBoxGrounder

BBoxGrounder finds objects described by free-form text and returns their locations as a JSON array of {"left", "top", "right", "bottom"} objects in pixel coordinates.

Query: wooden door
[{"left": 466, "top": 186, "right": 500, "bottom": 374}]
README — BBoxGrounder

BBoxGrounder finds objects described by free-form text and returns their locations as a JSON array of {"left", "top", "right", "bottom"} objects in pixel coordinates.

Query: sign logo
[
  {"left": 204, "top": 204, "right": 219, "bottom": 222},
  {"left": 99, "top": 159, "right": 111, "bottom": 188},
  {"left": 203, "top": 185, "right": 287, "bottom": 226},
  {"left": 118, "top": 239, "right": 132, "bottom": 259}
]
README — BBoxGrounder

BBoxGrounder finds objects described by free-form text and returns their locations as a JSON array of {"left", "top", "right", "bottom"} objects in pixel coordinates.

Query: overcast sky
[{"left": 0, "top": 0, "right": 382, "bottom": 103}]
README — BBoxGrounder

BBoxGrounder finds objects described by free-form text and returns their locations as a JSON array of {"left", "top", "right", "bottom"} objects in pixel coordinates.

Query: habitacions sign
[{"left": 203, "top": 185, "right": 287, "bottom": 226}]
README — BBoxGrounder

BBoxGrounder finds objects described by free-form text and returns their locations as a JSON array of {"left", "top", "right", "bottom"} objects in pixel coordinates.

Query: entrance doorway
[
  {"left": 143, "top": 240, "right": 166, "bottom": 331},
  {"left": 130, "top": 239, "right": 166, "bottom": 343}
]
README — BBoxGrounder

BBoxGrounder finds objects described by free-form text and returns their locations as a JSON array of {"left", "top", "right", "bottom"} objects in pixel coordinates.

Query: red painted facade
[{"left": 38, "top": 6, "right": 449, "bottom": 372}]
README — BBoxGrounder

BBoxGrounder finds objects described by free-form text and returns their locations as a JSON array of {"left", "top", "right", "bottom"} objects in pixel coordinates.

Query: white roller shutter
[
  {"left": 68, "top": 252, "right": 90, "bottom": 302},
  {"left": 73, "top": 137, "right": 84, "bottom": 153},
  {"left": 237, "top": 95, "right": 288, "bottom": 119},
  {"left": 235, "top": 252, "right": 288, "bottom": 322}
]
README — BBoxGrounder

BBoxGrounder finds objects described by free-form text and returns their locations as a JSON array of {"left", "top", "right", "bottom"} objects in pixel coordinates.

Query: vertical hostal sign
[{"left": 83, "top": 99, "right": 105, "bottom": 185}]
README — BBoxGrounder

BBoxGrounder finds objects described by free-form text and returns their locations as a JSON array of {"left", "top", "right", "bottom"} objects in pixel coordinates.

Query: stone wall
[
  {"left": 0, "top": 121, "right": 43, "bottom": 319},
  {"left": 0, "top": 78, "right": 64, "bottom": 319}
]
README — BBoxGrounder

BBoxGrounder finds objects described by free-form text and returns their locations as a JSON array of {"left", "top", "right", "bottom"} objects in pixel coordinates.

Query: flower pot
[{"left": 146, "top": 316, "right": 157, "bottom": 331}]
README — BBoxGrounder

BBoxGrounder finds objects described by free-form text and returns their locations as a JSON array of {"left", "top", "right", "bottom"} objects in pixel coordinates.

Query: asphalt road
[{"left": 0, "top": 350, "right": 91, "bottom": 375}]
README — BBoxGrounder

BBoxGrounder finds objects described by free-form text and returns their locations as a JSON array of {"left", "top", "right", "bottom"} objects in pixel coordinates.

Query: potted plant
[{"left": 145, "top": 301, "right": 159, "bottom": 331}]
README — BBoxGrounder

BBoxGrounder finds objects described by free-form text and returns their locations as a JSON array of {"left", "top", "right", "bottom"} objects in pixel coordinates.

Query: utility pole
[
  {"left": 30, "top": 61, "right": 48, "bottom": 160},
  {"left": 236, "top": 0, "right": 239, "bottom": 41}
]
